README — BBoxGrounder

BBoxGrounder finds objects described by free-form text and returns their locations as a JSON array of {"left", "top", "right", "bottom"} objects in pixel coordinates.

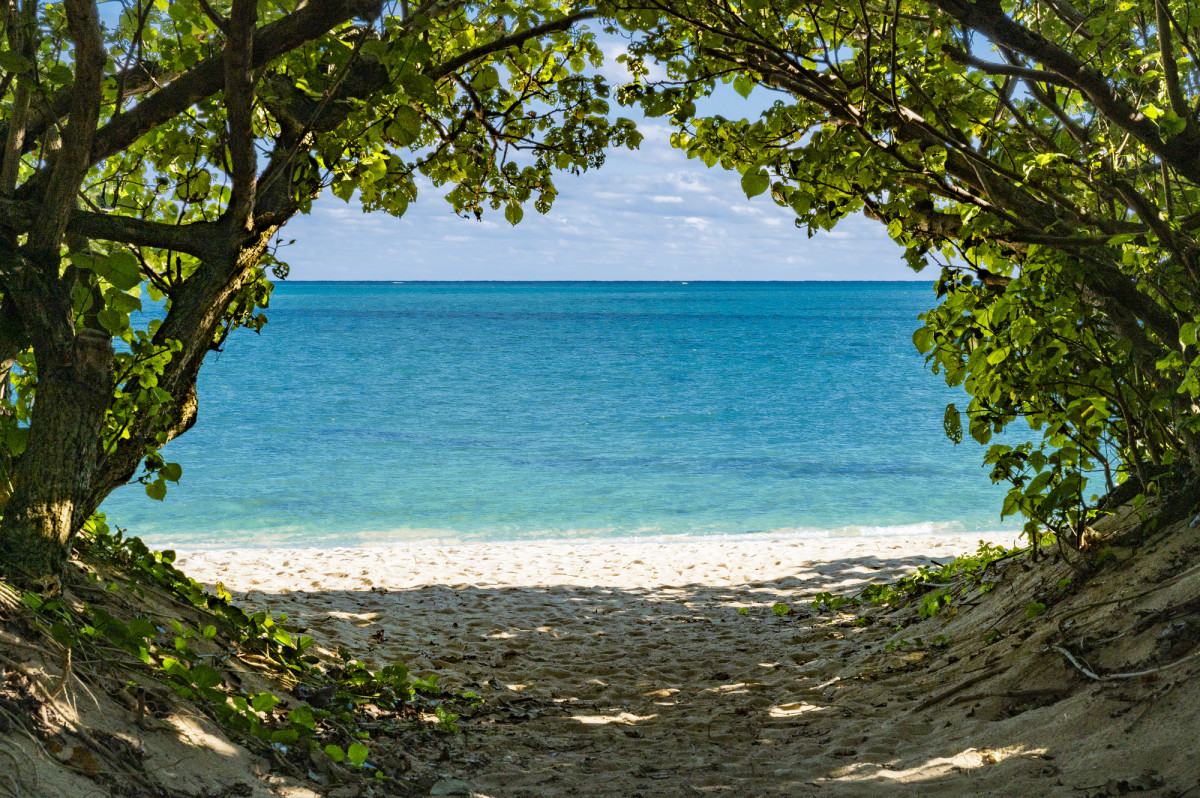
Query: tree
[
  {"left": 613, "top": 0, "right": 1200, "bottom": 541},
  {"left": 0, "top": 0, "right": 639, "bottom": 583}
]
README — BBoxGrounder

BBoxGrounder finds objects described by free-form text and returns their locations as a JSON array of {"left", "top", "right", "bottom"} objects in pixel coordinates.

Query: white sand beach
[{"left": 169, "top": 530, "right": 1163, "bottom": 797}]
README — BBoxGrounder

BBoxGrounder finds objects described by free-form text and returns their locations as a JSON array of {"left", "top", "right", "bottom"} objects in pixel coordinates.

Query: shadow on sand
[{"left": 204, "top": 551, "right": 1193, "bottom": 797}]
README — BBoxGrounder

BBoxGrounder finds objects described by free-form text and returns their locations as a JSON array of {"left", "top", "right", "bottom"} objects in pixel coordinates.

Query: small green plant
[
  {"left": 17, "top": 514, "right": 479, "bottom": 788},
  {"left": 412, "top": 674, "right": 441, "bottom": 695},
  {"left": 347, "top": 742, "right": 370, "bottom": 767},
  {"left": 917, "top": 588, "right": 952, "bottom": 619},
  {"left": 1025, "top": 601, "right": 1046, "bottom": 620},
  {"left": 813, "top": 540, "right": 1025, "bottom": 618},
  {"left": 434, "top": 705, "right": 461, "bottom": 734},
  {"left": 772, "top": 602, "right": 790, "bottom": 617},
  {"left": 886, "top": 637, "right": 924, "bottom": 651},
  {"left": 811, "top": 591, "right": 862, "bottom": 612},
  {"left": 737, "top": 607, "right": 750, "bottom": 616}
]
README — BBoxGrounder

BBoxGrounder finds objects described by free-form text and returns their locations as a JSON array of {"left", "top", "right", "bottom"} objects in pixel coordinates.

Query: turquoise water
[{"left": 100, "top": 282, "right": 1017, "bottom": 548}]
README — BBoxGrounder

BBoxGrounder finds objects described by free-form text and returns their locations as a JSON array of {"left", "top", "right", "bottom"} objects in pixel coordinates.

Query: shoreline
[
  {"left": 173, "top": 531, "right": 1025, "bottom": 593},
  {"left": 161, "top": 524, "right": 1025, "bottom": 557}
]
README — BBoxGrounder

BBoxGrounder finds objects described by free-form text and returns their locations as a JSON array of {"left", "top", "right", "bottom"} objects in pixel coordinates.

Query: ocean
[{"left": 100, "top": 281, "right": 1018, "bottom": 548}]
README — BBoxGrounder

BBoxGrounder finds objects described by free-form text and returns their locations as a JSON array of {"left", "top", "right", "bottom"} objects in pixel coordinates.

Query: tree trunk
[{"left": 0, "top": 328, "right": 112, "bottom": 584}]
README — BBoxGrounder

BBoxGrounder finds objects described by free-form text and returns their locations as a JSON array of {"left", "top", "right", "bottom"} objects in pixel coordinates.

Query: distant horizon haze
[{"left": 279, "top": 278, "right": 933, "bottom": 283}]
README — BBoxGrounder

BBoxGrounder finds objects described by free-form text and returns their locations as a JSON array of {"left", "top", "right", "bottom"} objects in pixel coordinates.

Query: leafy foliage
[
  {"left": 14, "top": 514, "right": 477, "bottom": 783},
  {"left": 811, "top": 540, "right": 1024, "bottom": 618},
  {"left": 611, "top": 0, "right": 1200, "bottom": 543}
]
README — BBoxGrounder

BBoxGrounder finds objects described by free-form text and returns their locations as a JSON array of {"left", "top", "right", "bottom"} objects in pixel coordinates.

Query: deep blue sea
[{"left": 100, "top": 282, "right": 1018, "bottom": 548}]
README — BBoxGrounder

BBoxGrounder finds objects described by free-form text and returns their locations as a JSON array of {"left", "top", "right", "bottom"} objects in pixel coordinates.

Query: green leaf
[
  {"left": 174, "top": 169, "right": 211, "bottom": 201},
  {"left": 47, "top": 64, "right": 73, "bottom": 84},
  {"left": 912, "top": 326, "right": 934, "bottom": 354},
  {"left": 49, "top": 621, "right": 78, "bottom": 649},
  {"left": 107, "top": 291, "right": 143, "bottom": 314},
  {"left": 1159, "top": 109, "right": 1187, "bottom": 136},
  {"left": 251, "top": 693, "right": 278, "bottom": 713},
  {"left": 732, "top": 74, "right": 754, "bottom": 98},
  {"left": 96, "top": 307, "right": 127, "bottom": 335},
  {"left": 1025, "top": 471, "right": 1054, "bottom": 496},
  {"left": 324, "top": 744, "right": 345, "bottom": 763},
  {"left": 191, "top": 664, "right": 222, "bottom": 689},
  {"left": 129, "top": 617, "right": 158, "bottom": 639},
  {"left": 471, "top": 66, "right": 500, "bottom": 91},
  {"left": 399, "top": 70, "right": 436, "bottom": 102},
  {"left": 162, "top": 462, "right": 183, "bottom": 482},
  {"left": 387, "top": 106, "right": 422, "bottom": 147},
  {"left": 740, "top": 168, "right": 769, "bottom": 198},
  {"left": 347, "top": 742, "right": 369, "bottom": 767},
  {"left": 943, "top": 403, "right": 962, "bottom": 444},
  {"left": 145, "top": 479, "right": 167, "bottom": 501},
  {"left": 270, "top": 729, "right": 300, "bottom": 744},
  {"left": 288, "top": 705, "right": 316, "bottom": 730},
  {"left": 81, "top": 250, "right": 142, "bottom": 291},
  {"left": 504, "top": 204, "right": 524, "bottom": 226},
  {"left": 332, "top": 180, "right": 356, "bottom": 202},
  {"left": 1025, "top": 601, "right": 1046, "bottom": 620}
]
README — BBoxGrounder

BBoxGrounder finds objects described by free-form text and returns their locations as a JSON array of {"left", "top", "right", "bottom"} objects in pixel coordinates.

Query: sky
[
  {"left": 283, "top": 123, "right": 915, "bottom": 282},
  {"left": 281, "top": 31, "right": 919, "bottom": 283}
]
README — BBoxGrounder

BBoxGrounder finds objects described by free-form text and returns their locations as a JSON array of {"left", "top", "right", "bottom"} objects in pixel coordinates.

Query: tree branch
[
  {"left": 26, "top": 0, "right": 105, "bottom": 256},
  {"left": 930, "top": 0, "right": 1200, "bottom": 184},
  {"left": 0, "top": 63, "right": 172, "bottom": 162},
  {"left": 942, "top": 44, "right": 1079, "bottom": 91},
  {"left": 1154, "top": 0, "right": 1188, "bottom": 120},
  {"left": 16, "top": 0, "right": 392, "bottom": 203},
  {"left": 0, "top": 197, "right": 222, "bottom": 258},
  {"left": 224, "top": 0, "right": 259, "bottom": 232},
  {"left": 0, "top": 0, "right": 35, "bottom": 196},
  {"left": 429, "top": 10, "right": 597, "bottom": 80}
]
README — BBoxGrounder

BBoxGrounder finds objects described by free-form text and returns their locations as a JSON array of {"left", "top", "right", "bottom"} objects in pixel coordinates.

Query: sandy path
[{"left": 173, "top": 533, "right": 1156, "bottom": 797}]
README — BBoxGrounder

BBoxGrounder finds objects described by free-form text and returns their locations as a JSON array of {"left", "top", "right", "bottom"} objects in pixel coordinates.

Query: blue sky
[
  {"left": 284, "top": 122, "right": 915, "bottom": 281},
  {"left": 283, "top": 32, "right": 919, "bottom": 282}
]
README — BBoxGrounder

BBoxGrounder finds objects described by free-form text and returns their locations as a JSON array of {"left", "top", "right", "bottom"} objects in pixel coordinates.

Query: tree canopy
[
  {"left": 0, "top": 0, "right": 640, "bottom": 582},
  {"left": 612, "top": 0, "right": 1200, "bottom": 541}
]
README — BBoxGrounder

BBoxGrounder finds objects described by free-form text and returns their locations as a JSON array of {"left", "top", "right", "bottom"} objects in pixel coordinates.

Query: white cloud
[{"left": 280, "top": 105, "right": 913, "bottom": 281}]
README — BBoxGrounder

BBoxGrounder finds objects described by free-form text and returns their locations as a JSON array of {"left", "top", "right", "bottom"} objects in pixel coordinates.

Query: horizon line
[{"left": 280, "top": 279, "right": 934, "bottom": 284}]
